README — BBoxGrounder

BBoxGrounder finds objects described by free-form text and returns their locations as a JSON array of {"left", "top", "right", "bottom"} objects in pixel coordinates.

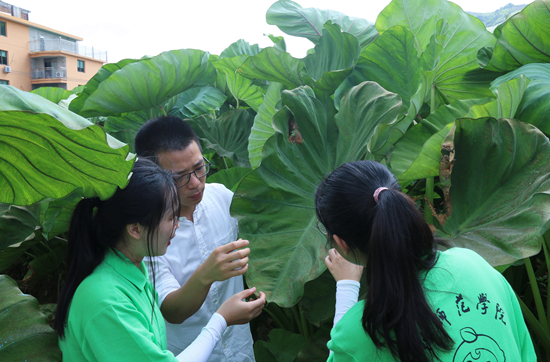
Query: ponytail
[
  {"left": 364, "top": 190, "right": 452, "bottom": 361},
  {"left": 55, "top": 197, "right": 106, "bottom": 338},
  {"left": 315, "top": 161, "right": 453, "bottom": 362}
]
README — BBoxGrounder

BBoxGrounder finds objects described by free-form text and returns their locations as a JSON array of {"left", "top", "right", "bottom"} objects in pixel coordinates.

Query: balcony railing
[
  {"left": 31, "top": 67, "right": 67, "bottom": 80},
  {"left": 29, "top": 38, "right": 107, "bottom": 62}
]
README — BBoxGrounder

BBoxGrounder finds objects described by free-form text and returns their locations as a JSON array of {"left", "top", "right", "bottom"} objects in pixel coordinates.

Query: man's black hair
[{"left": 135, "top": 116, "right": 200, "bottom": 158}]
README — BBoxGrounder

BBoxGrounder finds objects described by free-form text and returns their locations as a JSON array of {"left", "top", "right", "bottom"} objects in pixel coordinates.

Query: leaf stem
[
  {"left": 516, "top": 291, "right": 550, "bottom": 357},
  {"left": 159, "top": 105, "right": 168, "bottom": 116},
  {"left": 544, "top": 230, "right": 550, "bottom": 329},
  {"left": 291, "top": 305, "right": 304, "bottom": 336},
  {"left": 298, "top": 304, "right": 310, "bottom": 339},
  {"left": 525, "top": 257, "right": 550, "bottom": 334},
  {"left": 424, "top": 177, "right": 434, "bottom": 224}
]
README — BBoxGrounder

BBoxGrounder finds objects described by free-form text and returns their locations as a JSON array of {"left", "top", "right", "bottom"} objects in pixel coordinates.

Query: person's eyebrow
[{"left": 175, "top": 159, "right": 204, "bottom": 175}]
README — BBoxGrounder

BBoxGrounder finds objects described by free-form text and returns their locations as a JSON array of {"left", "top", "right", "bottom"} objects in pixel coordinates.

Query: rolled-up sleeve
[{"left": 145, "top": 255, "right": 182, "bottom": 306}]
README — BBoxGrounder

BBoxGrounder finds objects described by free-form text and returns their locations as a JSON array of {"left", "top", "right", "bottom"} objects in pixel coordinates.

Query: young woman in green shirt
[
  {"left": 315, "top": 160, "right": 535, "bottom": 362},
  {"left": 55, "top": 158, "right": 266, "bottom": 361}
]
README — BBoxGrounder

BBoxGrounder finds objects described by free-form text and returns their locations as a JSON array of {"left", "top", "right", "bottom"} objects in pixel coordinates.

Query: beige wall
[
  {"left": 65, "top": 54, "right": 103, "bottom": 90},
  {"left": 0, "top": 16, "right": 31, "bottom": 90},
  {"left": 0, "top": 12, "right": 103, "bottom": 92}
]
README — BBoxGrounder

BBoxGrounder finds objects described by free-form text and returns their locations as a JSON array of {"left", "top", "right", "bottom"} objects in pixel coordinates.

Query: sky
[{"left": 12, "top": 0, "right": 530, "bottom": 63}]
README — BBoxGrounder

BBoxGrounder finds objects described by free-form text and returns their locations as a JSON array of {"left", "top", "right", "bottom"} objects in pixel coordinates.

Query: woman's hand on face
[
  {"left": 216, "top": 287, "right": 266, "bottom": 326},
  {"left": 325, "top": 248, "right": 364, "bottom": 282},
  {"left": 198, "top": 239, "right": 250, "bottom": 285}
]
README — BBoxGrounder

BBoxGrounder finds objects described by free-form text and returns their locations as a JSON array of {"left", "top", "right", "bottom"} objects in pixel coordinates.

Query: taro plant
[{"left": 2, "top": 0, "right": 550, "bottom": 360}]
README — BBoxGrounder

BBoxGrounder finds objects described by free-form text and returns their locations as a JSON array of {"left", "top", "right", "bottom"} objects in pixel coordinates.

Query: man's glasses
[{"left": 174, "top": 157, "right": 211, "bottom": 188}]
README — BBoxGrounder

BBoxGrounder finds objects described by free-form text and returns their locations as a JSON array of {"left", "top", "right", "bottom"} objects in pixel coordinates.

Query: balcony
[
  {"left": 29, "top": 38, "right": 107, "bottom": 62},
  {"left": 31, "top": 67, "right": 67, "bottom": 80}
]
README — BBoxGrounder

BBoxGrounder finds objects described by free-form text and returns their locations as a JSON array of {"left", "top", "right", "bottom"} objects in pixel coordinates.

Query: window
[
  {"left": 0, "top": 80, "right": 8, "bottom": 85},
  {"left": 0, "top": 21, "right": 5, "bottom": 36},
  {"left": 0, "top": 50, "right": 7, "bottom": 65},
  {"left": 77, "top": 60, "right": 85, "bottom": 73}
]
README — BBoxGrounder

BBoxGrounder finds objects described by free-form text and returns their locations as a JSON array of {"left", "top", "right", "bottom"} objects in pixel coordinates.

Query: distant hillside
[{"left": 467, "top": 3, "right": 528, "bottom": 29}]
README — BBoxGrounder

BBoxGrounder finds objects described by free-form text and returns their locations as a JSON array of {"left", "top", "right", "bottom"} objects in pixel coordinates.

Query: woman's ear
[
  {"left": 126, "top": 223, "right": 143, "bottom": 240},
  {"left": 332, "top": 234, "right": 350, "bottom": 256}
]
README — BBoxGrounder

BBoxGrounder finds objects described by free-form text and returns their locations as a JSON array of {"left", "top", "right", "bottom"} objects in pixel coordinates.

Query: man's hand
[
  {"left": 325, "top": 248, "right": 363, "bottom": 282},
  {"left": 198, "top": 239, "right": 250, "bottom": 285}
]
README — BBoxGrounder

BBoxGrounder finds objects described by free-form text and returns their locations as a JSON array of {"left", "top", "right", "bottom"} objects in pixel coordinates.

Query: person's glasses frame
[
  {"left": 174, "top": 156, "right": 211, "bottom": 188},
  {"left": 316, "top": 220, "right": 328, "bottom": 235}
]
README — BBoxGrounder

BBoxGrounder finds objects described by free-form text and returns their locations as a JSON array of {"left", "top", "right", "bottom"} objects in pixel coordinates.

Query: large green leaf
[
  {"left": 248, "top": 82, "right": 285, "bottom": 169},
  {"left": 376, "top": 0, "right": 497, "bottom": 104},
  {"left": 298, "top": 270, "right": 335, "bottom": 327},
  {"left": 169, "top": 86, "right": 227, "bottom": 118},
  {"left": 187, "top": 109, "right": 254, "bottom": 168},
  {"left": 71, "top": 49, "right": 215, "bottom": 117},
  {"left": 0, "top": 87, "right": 134, "bottom": 205},
  {"left": 0, "top": 275, "right": 61, "bottom": 361},
  {"left": 465, "top": 75, "right": 529, "bottom": 119},
  {"left": 239, "top": 48, "right": 305, "bottom": 89},
  {"left": 302, "top": 22, "right": 361, "bottom": 93},
  {"left": 0, "top": 204, "right": 39, "bottom": 251},
  {"left": 335, "top": 82, "right": 403, "bottom": 165},
  {"left": 490, "top": 63, "right": 550, "bottom": 136},
  {"left": 40, "top": 189, "right": 82, "bottom": 240},
  {"left": 254, "top": 329, "right": 306, "bottom": 362},
  {"left": 437, "top": 118, "right": 550, "bottom": 265},
  {"left": 215, "top": 56, "right": 265, "bottom": 112},
  {"left": 391, "top": 98, "right": 488, "bottom": 181},
  {"left": 347, "top": 26, "right": 421, "bottom": 109},
  {"left": 207, "top": 167, "right": 252, "bottom": 192},
  {"left": 31, "top": 87, "right": 73, "bottom": 104},
  {"left": 232, "top": 83, "right": 402, "bottom": 306},
  {"left": 69, "top": 58, "right": 141, "bottom": 115},
  {"left": 220, "top": 39, "right": 261, "bottom": 59},
  {"left": 0, "top": 238, "right": 40, "bottom": 273},
  {"left": 102, "top": 97, "right": 178, "bottom": 153},
  {"left": 479, "top": 0, "right": 550, "bottom": 72},
  {"left": 266, "top": 0, "right": 379, "bottom": 48}
]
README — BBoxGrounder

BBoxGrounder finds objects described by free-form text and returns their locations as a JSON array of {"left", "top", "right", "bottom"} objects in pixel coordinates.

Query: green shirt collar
[{"left": 104, "top": 248, "right": 149, "bottom": 291}]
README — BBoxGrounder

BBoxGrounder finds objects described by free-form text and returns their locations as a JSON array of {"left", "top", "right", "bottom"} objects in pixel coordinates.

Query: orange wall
[{"left": 0, "top": 17, "right": 31, "bottom": 90}]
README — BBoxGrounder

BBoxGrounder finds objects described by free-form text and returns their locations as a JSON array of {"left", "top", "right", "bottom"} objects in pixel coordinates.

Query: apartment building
[{"left": 0, "top": 1, "right": 106, "bottom": 91}]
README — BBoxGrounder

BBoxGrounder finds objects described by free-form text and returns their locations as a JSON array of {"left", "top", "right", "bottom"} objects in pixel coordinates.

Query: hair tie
[{"left": 373, "top": 187, "right": 389, "bottom": 203}]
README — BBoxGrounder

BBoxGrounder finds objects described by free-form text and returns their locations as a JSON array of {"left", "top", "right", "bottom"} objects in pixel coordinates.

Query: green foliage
[
  {"left": 0, "top": 275, "right": 61, "bottom": 361},
  {"left": 479, "top": 0, "right": 550, "bottom": 72},
  {"left": 0, "top": 87, "right": 134, "bottom": 205},
  {"left": 3, "top": 0, "right": 550, "bottom": 359}
]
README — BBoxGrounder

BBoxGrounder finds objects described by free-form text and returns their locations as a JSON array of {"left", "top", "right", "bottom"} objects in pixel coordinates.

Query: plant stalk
[
  {"left": 517, "top": 292, "right": 550, "bottom": 357},
  {"left": 524, "top": 257, "right": 550, "bottom": 334},
  {"left": 544, "top": 231, "right": 550, "bottom": 329},
  {"left": 298, "top": 304, "right": 310, "bottom": 339},
  {"left": 291, "top": 305, "right": 304, "bottom": 336},
  {"left": 424, "top": 177, "right": 434, "bottom": 224}
]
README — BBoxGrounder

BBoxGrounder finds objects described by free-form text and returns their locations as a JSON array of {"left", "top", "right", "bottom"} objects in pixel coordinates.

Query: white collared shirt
[{"left": 146, "top": 183, "right": 255, "bottom": 362}]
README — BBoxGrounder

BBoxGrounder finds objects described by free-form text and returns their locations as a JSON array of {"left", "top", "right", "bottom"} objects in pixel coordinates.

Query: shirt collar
[{"left": 104, "top": 248, "right": 149, "bottom": 291}]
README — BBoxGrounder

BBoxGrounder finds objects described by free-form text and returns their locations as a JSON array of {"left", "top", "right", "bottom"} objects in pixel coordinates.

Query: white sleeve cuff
[
  {"left": 175, "top": 313, "right": 228, "bottom": 362},
  {"left": 333, "top": 280, "right": 360, "bottom": 327}
]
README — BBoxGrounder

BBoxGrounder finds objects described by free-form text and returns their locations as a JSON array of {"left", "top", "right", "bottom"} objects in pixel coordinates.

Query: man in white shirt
[{"left": 135, "top": 116, "right": 256, "bottom": 361}]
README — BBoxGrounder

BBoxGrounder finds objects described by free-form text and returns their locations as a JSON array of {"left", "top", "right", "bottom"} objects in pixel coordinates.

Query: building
[{"left": 0, "top": 1, "right": 106, "bottom": 91}]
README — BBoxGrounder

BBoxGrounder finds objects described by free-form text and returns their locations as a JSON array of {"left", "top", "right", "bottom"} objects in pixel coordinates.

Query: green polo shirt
[
  {"left": 59, "top": 248, "right": 177, "bottom": 361},
  {"left": 327, "top": 248, "right": 535, "bottom": 362}
]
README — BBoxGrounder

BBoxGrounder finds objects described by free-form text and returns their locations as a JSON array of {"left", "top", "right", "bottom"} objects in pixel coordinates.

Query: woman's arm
[{"left": 175, "top": 288, "right": 266, "bottom": 362}]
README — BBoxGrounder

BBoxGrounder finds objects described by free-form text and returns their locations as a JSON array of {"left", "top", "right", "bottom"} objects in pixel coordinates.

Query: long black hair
[
  {"left": 55, "top": 158, "right": 179, "bottom": 338},
  {"left": 315, "top": 161, "right": 453, "bottom": 362}
]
